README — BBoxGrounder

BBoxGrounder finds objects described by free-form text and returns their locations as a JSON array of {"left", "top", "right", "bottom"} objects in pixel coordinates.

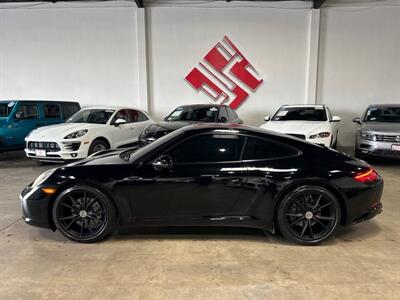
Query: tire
[
  {"left": 276, "top": 185, "right": 341, "bottom": 245},
  {"left": 88, "top": 139, "right": 109, "bottom": 156},
  {"left": 52, "top": 185, "right": 117, "bottom": 243}
]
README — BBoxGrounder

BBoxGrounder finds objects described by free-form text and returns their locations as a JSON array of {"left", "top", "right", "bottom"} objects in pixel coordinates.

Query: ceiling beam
[
  {"left": 313, "top": 0, "right": 326, "bottom": 9},
  {"left": 135, "top": 0, "right": 143, "bottom": 8}
]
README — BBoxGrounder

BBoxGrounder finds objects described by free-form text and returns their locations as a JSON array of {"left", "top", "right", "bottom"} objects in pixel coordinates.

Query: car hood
[
  {"left": 27, "top": 123, "right": 103, "bottom": 140},
  {"left": 146, "top": 121, "right": 194, "bottom": 133},
  {"left": 66, "top": 149, "right": 129, "bottom": 166},
  {"left": 261, "top": 121, "right": 328, "bottom": 136},
  {"left": 361, "top": 122, "right": 400, "bottom": 134}
]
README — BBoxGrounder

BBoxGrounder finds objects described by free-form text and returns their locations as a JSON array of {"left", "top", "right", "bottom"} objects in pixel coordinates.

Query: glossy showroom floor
[{"left": 0, "top": 151, "right": 399, "bottom": 299}]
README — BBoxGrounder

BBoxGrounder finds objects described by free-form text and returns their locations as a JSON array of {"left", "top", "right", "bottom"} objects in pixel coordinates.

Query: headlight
[
  {"left": 64, "top": 129, "right": 88, "bottom": 139},
  {"left": 360, "top": 130, "right": 376, "bottom": 141},
  {"left": 32, "top": 168, "right": 57, "bottom": 188},
  {"left": 309, "top": 132, "right": 331, "bottom": 139}
]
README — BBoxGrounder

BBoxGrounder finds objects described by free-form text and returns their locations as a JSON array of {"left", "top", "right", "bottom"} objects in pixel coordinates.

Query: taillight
[{"left": 354, "top": 168, "right": 379, "bottom": 183}]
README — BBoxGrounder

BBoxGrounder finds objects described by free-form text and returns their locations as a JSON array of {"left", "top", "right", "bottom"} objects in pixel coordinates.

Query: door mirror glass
[
  {"left": 220, "top": 116, "right": 227, "bottom": 123},
  {"left": 14, "top": 112, "right": 23, "bottom": 120},
  {"left": 264, "top": 115, "right": 270, "bottom": 122},
  {"left": 114, "top": 118, "right": 127, "bottom": 126},
  {"left": 353, "top": 117, "right": 361, "bottom": 124},
  {"left": 152, "top": 155, "right": 173, "bottom": 171},
  {"left": 331, "top": 115, "right": 341, "bottom": 122}
]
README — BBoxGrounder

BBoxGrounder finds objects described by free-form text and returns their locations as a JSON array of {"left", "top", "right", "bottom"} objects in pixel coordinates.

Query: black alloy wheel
[
  {"left": 53, "top": 185, "right": 116, "bottom": 243},
  {"left": 277, "top": 185, "right": 341, "bottom": 245}
]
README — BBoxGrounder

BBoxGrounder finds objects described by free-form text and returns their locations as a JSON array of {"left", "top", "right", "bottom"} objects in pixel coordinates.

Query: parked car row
[{"left": 1, "top": 99, "right": 400, "bottom": 162}]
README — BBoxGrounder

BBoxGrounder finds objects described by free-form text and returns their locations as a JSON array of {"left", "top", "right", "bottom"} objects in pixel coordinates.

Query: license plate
[
  {"left": 35, "top": 149, "right": 46, "bottom": 157},
  {"left": 392, "top": 144, "right": 400, "bottom": 151}
]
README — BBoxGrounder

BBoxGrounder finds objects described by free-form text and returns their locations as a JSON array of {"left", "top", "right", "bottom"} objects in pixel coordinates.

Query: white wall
[
  {"left": 318, "top": 3, "right": 400, "bottom": 146},
  {"left": 0, "top": 2, "right": 141, "bottom": 108},
  {"left": 146, "top": 5, "right": 311, "bottom": 124}
]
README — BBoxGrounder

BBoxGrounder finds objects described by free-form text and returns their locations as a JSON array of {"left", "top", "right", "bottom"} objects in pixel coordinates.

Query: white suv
[
  {"left": 260, "top": 104, "right": 341, "bottom": 148},
  {"left": 25, "top": 106, "right": 153, "bottom": 162}
]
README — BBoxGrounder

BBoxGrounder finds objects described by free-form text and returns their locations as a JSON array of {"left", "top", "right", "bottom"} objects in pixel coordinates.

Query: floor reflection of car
[
  {"left": 0, "top": 100, "right": 80, "bottom": 152},
  {"left": 260, "top": 105, "right": 341, "bottom": 148},
  {"left": 354, "top": 104, "right": 400, "bottom": 159},
  {"left": 139, "top": 104, "right": 242, "bottom": 145},
  {"left": 24, "top": 106, "right": 153, "bottom": 162},
  {"left": 21, "top": 124, "right": 383, "bottom": 245}
]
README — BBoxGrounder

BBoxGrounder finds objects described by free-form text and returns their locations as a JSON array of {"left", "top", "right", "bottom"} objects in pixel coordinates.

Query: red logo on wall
[{"left": 185, "top": 36, "right": 263, "bottom": 109}]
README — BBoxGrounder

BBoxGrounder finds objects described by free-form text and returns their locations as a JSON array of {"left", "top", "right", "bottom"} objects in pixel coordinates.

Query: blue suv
[{"left": 0, "top": 100, "right": 80, "bottom": 152}]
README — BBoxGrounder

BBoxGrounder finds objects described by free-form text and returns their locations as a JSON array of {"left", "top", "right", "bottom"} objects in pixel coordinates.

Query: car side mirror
[
  {"left": 219, "top": 116, "right": 227, "bottom": 123},
  {"left": 152, "top": 155, "right": 173, "bottom": 171},
  {"left": 353, "top": 117, "right": 361, "bottom": 124},
  {"left": 264, "top": 115, "right": 270, "bottom": 122},
  {"left": 114, "top": 118, "right": 127, "bottom": 126},
  {"left": 331, "top": 116, "right": 341, "bottom": 122},
  {"left": 14, "top": 112, "right": 23, "bottom": 120}
]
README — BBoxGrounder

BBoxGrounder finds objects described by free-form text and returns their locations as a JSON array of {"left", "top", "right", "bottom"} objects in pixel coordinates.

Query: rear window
[
  {"left": 242, "top": 136, "right": 299, "bottom": 160},
  {"left": 44, "top": 104, "right": 61, "bottom": 118},
  {"left": 61, "top": 103, "right": 80, "bottom": 120}
]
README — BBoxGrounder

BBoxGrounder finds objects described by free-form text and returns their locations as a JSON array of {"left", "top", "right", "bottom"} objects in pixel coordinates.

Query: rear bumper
[{"left": 352, "top": 203, "right": 382, "bottom": 224}]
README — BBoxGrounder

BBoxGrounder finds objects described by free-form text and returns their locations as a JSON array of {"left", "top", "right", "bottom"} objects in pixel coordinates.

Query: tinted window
[
  {"left": 364, "top": 107, "right": 400, "bottom": 123},
  {"left": 169, "top": 134, "right": 245, "bottom": 163},
  {"left": 44, "top": 104, "right": 61, "bottom": 118},
  {"left": 226, "top": 107, "right": 235, "bottom": 121},
  {"left": 242, "top": 136, "right": 298, "bottom": 160},
  {"left": 218, "top": 106, "right": 229, "bottom": 122},
  {"left": 15, "top": 103, "right": 39, "bottom": 119},
  {"left": 61, "top": 103, "right": 80, "bottom": 120},
  {"left": 0, "top": 102, "right": 13, "bottom": 117},
  {"left": 165, "top": 106, "right": 218, "bottom": 122},
  {"left": 67, "top": 109, "right": 114, "bottom": 124},
  {"left": 272, "top": 107, "right": 327, "bottom": 121}
]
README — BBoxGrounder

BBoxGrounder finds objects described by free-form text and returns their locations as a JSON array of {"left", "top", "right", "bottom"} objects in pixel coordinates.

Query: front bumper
[
  {"left": 25, "top": 139, "right": 91, "bottom": 162},
  {"left": 356, "top": 138, "right": 400, "bottom": 158},
  {"left": 20, "top": 184, "right": 54, "bottom": 230}
]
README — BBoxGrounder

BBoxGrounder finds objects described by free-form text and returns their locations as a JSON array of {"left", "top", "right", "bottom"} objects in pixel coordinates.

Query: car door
[
  {"left": 126, "top": 109, "right": 152, "bottom": 141},
  {"left": 123, "top": 132, "right": 248, "bottom": 220},
  {"left": 8, "top": 102, "right": 42, "bottom": 146},
  {"left": 108, "top": 109, "right": 135, "bottom": 148}
]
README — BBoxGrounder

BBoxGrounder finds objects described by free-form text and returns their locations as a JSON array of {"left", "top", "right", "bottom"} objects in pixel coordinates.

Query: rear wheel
[
  {"left": 52, "top": 185, "right": 117, "bottom": 243},
  {"left": 277, "top": 185, "right": 341, "bottom": 245}
]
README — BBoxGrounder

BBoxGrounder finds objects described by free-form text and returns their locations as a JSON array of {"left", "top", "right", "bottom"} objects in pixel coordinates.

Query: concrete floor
[{"left": 0, "top": 151, "right": 399, "bottom": 300}]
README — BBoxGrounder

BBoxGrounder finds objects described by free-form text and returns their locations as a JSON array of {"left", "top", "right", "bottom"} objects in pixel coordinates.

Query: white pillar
[
  {"left": 136, "top": 8, "right": 149, "bottom": 111},
  {"left": 305, "top": 9, "right": 321, "bottom": 105}
]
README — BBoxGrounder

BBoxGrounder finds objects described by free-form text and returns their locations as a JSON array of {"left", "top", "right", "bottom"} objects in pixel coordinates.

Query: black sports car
[
  {"left": 21, "top": 124, "right": 383, "bottom": 245},
  {"left": 138, "top": 104, "right": 242, "bottom": 145}
]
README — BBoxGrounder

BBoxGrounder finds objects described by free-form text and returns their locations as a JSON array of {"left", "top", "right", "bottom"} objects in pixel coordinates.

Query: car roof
[
  {"left": 281, "top": 104, "right": 325, "bottom": 109},
  {"left": 0, "top": 99, "right": 78, "bottom": 104},
  {"left": 174, "top": 104, "right": 224, "bottom": 109},
  {"left": 80, "top": 106, "right": 148, "bottom": 113},
  {"left": 367, "top": 104, "right": 400, "bottom": 108}
]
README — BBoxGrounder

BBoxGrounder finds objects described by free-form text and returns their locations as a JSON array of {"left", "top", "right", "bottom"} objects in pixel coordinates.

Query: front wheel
[
  {"left": 52, "top": 185, "right": 117, "bottom": 243},
  {"left": 276, "top": 185, "right": 341, "bottom": 245},
  {"left": 88, "top": 139, "right": 109, "bottom": 156}
]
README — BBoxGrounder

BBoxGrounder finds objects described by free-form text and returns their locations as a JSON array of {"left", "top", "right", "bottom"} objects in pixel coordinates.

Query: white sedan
[
  {"left": 260, "top": 105, "right": 341, "bottom": 147},
  {"left": 25, "top": 106, "right": 153, "bottom": 162}
]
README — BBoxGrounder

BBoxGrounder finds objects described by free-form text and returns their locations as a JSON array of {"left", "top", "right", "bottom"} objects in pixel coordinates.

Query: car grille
[
  {"left": 28, "top": 141, "right": 60, "bottom": 151},
  {"left": 287, "top": 134, "right": 306, "bottom": 140},
  {"left": 375, "top": 134, "right": 400, "bottom": 143},
  {"left": 62, "top": 141, "right": 81, "bottom": 151}
]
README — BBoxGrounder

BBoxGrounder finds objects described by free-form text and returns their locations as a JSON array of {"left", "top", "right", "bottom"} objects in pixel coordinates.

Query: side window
[
  {"left": 15, "top": 103, "right": 39, "bottom": 120},
  {"left": 226, "top": 107, "right": 236, "bottom": 121},
  {"left": 61, "top": 103, "right": 80, "bottom": 120},
  {"left": 169, "top": 134, "right": 245, "bottom": 163},
  {"left": 112, "top": 109, "right": 129, "bottom": 124},
  {"left": 218, "top": 106, "right": 229, "bottom": 122},
  {"left": 242, "top": 136, "right": 299, "bottom": 160},
  {"left": 44, "top": 104, "right": 61, "bottom": 119},
  {"left": 127, "top": 110, "right": 149, "bottom": 123}
]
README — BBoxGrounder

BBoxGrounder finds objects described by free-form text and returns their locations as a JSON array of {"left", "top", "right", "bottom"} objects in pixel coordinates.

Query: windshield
[
  {"left": 67, "top": 109, "right": 115, "bottom": 124},
  {"left": 0, "top": 101, "right": 14, "bottom": 117},
  {"left": 364, "top": 107, "right": 400, "bottom": 123},
  {"left": 165, "top": 106, "right": 218, "bottom": 122},
  {"left": 272, "top": 107, "right": 327, "bottom": 121},
  {"left": 129, "top": 129, "right": 184, "bottom": 163}
]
